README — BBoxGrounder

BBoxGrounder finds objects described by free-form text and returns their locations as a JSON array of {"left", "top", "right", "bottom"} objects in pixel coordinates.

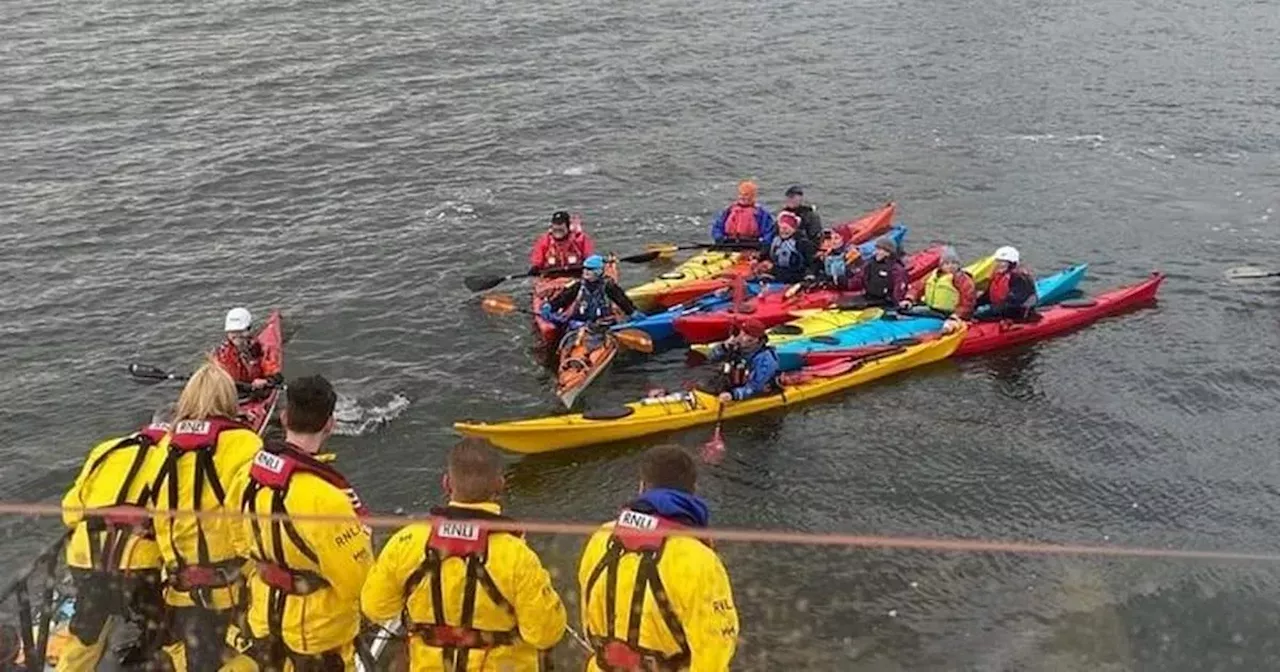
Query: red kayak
[
  {"left": 646, "top": 202, "right": 899, "bottom": 310},
  {"left": 239, "top": 310, "right": 284, "bottom": 434},
  {"left": 672, "top": 245, "right": 944, "bottom": 344},
  {"left": 802, "top": 273, "right": 1164, "bottom": 365},
  {"left": 531, "top": 260, "right": 621, "bottom": 346}
]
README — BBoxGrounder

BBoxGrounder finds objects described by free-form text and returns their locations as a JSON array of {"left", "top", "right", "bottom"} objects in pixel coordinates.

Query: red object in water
[{"left": 700, "top": 424, "right": 726, "bottom": 464}]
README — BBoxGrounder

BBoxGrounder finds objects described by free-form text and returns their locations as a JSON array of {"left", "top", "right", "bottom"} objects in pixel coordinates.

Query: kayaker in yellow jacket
[
  {"left": 578, "top": 445, "right": 739, "bottom": 671},
  {"left": 361, "top": 439, "right": 567, "bottom": 671},
  {"left": 56, "top": 409, "right": 173, "bottom": 671},
  {"left": 225, "top": 374, "right": 374, "bottom": 670},
  {"left": 150, "top": 361, "right": 263, "bottom": 670}
]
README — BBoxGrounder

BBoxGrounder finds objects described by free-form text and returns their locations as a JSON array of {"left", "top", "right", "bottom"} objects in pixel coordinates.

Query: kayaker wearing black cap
[
  {"left": 704, "top": 318, "right": 782, "bottom": 402},
  {"left": 781, "top": 185, "right": 823, "bottom": 247},
  {"left": 852, "top": 236, "right": 909, "bottom": 307},
  {"left": 540, "top": 254, "right": 644, "bottom": 328},
  {"left": 578, "top": 445, "right": 739, "bottom": 671},
  {"left": 978, "top": 246, "right": 1039, "bottom": 320},
  {"left": 529, "top": 210, "right": 595, "bottom": 274}
]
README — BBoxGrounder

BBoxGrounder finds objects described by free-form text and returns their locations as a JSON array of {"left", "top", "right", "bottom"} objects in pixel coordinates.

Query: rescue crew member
[
  {"left": 780, "top": 185, "right": 823, "bottom": 247},
  {"left": 710, "top": 181, "right": 776, "bottom": 247},
  {"left": 57, "top": 407, "right": 173, "bottom": 671},
  {"left": 578, "top": 445, "right": 739, "bottom": 671},
  {"left": 978, "top": 246, "right": 1038, "bottom": 320},
  {"left": 215, "top": 308, "right": 283, "bottom": 393},
  {"left": 149, "top": 361, "right": 263, "bottom": 671},
  {"left": 361, "top": 439, "right": 567, "bottom": 671},
  {"left": 529, "top": 210, "right": 595, "bottom": 274},
  {"left": 226, "top": 375, "right": 373, "bottom": 671},
  {"left": 757, "top": 211, "right": 817, "bottom": 284},
  {"left": 704, "top": 318, "right": 782, "bottom": 403},
  {"left": 852, "top": 236, "right": 908, "bottom": 307},
  {"left": 900, "top": 246, "right": 977, "bottom": 333},
  {"left": 540, "top": 254, "right": 643, "bottom": 328}
]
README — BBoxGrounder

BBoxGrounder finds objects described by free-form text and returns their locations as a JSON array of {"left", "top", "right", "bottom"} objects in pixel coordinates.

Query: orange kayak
[{"left": 555, "top": 325, "right": 618, "bottom": 408}]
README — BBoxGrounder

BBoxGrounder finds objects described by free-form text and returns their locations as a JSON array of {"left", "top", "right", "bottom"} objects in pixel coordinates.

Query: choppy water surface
[{"left": 2, "top": 0, "right": 1279, "bottom": 668}]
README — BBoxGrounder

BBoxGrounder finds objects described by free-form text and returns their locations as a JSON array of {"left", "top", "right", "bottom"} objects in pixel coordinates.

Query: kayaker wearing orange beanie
[
  {"left": 710, "top": 181, "right": 776, "bottom": 247},
  {"left": 704, "top": 318, "right": 782, "bottom": 402},
  {"left": 529, "top": 210, "right": 595, "bottom": 274}
]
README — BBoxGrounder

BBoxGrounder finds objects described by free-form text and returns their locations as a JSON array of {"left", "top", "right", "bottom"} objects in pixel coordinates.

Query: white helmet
[
  {"left": 994, "top": 246, "right": 1020, "bottom": 264},
  {"left": 224, "top": 307, "right": 253, "bottom": 332}
]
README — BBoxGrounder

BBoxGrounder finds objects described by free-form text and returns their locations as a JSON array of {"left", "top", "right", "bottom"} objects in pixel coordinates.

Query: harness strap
[
  {"left": 584, "top": 537, "right": 693, "bottom": 671},
  {"left": 83, "top": 434, "right": 158, "bottom": 573}
]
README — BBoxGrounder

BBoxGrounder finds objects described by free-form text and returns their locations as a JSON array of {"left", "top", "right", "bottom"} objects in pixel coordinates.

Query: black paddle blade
[
  {"left": 464, "top": 274, "right": 506, "bottom": 292},
  {"left": 618, "top": 250, "right": 663, "bottom": 264},
  {"left": 127, "top": 363, "right": 170, "bottom": 381}
]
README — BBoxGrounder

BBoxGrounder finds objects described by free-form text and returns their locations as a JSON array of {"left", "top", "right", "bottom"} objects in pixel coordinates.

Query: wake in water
[{"left": 334, "top": 392, "right": 410, "bottom": 436}]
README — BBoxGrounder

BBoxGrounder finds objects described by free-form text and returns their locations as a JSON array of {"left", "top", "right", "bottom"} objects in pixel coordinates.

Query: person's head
[
  {"left": 732, "top": 318, "right": 768, "bottom": 349},
  {"left": 173, "top": 359, "right": 239, "bottom": 423},
  {"left": 939, "top": 246, "right": 962, "bottom": 274},
  {"left": 639, "top": 445, "right": 697, "bottom": 494},
  {"left": 784, "top": 185, "right": 804, "bottom": 209},
  {"left": 549, "top": 211, "right": 571, "bottom": 240},
  {"left": 873, "top": 236, "right": 897, "bottom": 261},
  {"left": 777, "top": 212, "right": 799, "bottom": 239},
  {"left": 736, "top": 180, "right": 757, "bottom": 206},
  {"left": 582, "top": 254, "right": 605, "bottom": 282},
  {"left": 282, "top": 375, "right": 337, "bottom": 440},
  {"left": 224, "top": 307, "right": 253, "bottom": 346},
  {"left": 994, "top": 246, "right": 1020, "bottom": 273},
  {"left": 443, "top": 438, "right": 504, "bottom": 503}
]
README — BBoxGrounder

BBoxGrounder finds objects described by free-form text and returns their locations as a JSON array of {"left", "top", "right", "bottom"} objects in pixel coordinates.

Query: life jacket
[
  {"left": 568, "top": 279, "right": 615, "bottom": 322},
  {"left": 862, "top": 257, "right": 898, "bottom": 302},
  {"left": 769, "top": 236, "right": 801, "bottom": 272},
  {"left": 81, "top": 424, "right": 170, "bottom": 574},
  {"left": 719, "top": 346, "right": 782, "bottom": 394},
  {"left": 723, "top": 204, "right": 760, "bottom": 240},
  {"left": 987, "top": 267, "right": 1034, "bottom": 308},
  {"left": 152, "top": 417, "right": 250, "bottom": 599},
  {"left": 401, "top": 507, "right": 523, "bottom": 670},
  {"left": 922, "top": 269, "right": 969, "bottom": 313},
  {"left": 583, "top": 509, "right": 702, "bottom": 672},
  {"left": 215, "top": 339, "right": 264, "bottom": 384},
  {"left": 543, "top": 233, "right": 588, "bottom": 269}
]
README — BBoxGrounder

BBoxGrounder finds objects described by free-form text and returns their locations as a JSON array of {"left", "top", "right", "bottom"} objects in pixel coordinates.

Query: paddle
[
  {"left": 1225, "top": 266, "right": 1280, "bottom": 280},
  {"left": 463, "top": 250, "right": 667, "bottom": 293},
  {"left": 701, "top": 403, "right": 727, "bottom": 465},
  {"left": 479, "top": 294, "right": 655, "bottom": 353},
  {"left": 127, "top": 363, "right": 190, "bottom": 383}
]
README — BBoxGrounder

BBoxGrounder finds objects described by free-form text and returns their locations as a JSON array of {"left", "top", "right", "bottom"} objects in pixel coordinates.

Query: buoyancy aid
[
  {"left": 922, "top": 269, "right": 967, "bottom": 312},
  {"left": 544, "top": 234, "right": 588, "bottom": 269},
  {"left": 215, "top": 339, "right": 266, "bottom": 384},
  {"left": 718, "top": 346, "right": 782, "bottom": 394},
  {"left": 770, "top": 236, "right": 801, "bottom": 272},
  {"left": 568, "top": 279, "right": 615, "bottom": 322},
  {"left": 723, "top": 204, "right": 761, "bottom": 240},
  {"left": 82, "top": 424, "right": 170, "bottom": 573},
  {"left": 401, "top": 507, "right": 522, "bottom": 670},
  {"left": 862, "top": 257, "right": 897, "bottom": 301},
  {"left": 583, "top": 509, "right": 703, "bottom": 671}
]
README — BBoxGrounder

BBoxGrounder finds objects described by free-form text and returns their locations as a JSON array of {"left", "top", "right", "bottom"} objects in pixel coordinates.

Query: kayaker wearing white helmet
[
  {"left": 214, "top": 307, "right": 282, "bottom": 392},
  {"left": 978, "top": 246, "right": 1039, "bottom": 321}
]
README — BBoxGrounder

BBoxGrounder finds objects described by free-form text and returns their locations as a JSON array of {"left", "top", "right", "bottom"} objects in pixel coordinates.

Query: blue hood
[{"left": 628, "top": 488, "right": 711, "bottom": 528}]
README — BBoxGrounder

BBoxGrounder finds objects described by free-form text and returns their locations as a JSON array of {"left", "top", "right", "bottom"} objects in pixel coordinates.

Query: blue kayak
[
  {"left": 773, "top": 263, "right": 1089, "bottom": 370},
  {"left": 616, "top": 225, "right": 909, "bottom": 345}
]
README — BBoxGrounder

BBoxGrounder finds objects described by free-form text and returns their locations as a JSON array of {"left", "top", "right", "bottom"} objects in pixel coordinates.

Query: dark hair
[
  {"left": 448, "top": 438, "right": 504, "bottom": 502},
  {"left": 283, "top": 375, "right": 337, "bottom": 434},
  {"left": 640, "top": 445, "right": 697, "bottom": 494}
]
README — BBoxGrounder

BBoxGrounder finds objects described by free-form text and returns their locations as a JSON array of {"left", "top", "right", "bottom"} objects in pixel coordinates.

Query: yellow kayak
[
  {"left": 625, "top": 251, "right": 743, "bottom": 311},
  {"left": 454, "top": 327, "right": 964, "bottom": 453}
]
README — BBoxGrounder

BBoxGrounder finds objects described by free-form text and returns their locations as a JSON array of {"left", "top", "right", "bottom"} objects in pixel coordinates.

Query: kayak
[
  {"left": 616, "top": 225, "right": 909, "bottom": 345},
  {"left": 642, "top": 203, "right": 899, "bottom": 309},
  {"left": 777, "top": 264, "right": 1089, "bottom": 370},
  {"left": 671, "top": 228, "right": 929, "bottom": 345},
  {"left": 531, "top": 259, "right": 620, "bottom": 346},
  {"left": 555, "top": 325, "right": 618, "bottom": 408},
  {"left": 766, "top": 253, "right": 999, "bottom": 348},
  {"left": 453, "top": 327, "right": 964, "bottom": 454},
  {"left": 240, "top": 310, "right": 284, "bottom": 434},
  {"left": 626, "top": 251, "right": 747, "bottom": 313}
]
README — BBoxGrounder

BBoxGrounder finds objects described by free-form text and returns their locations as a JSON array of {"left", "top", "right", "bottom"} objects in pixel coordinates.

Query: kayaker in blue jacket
[
  {"left": 541, "top": 255, "right": 643, "bottom": 329},
  {"left": 704, "top": 318, "right": 782, "bottom": 402},
  {"left": 710, "top": 181, "right": 776, "bottom": 247}
]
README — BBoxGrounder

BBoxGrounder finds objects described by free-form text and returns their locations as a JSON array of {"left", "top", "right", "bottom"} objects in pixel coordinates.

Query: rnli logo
[
  {"left": 437, "top": 521, "right": 480, "bottom": 540},
  {"left": 174, "top": 420, "right": 210, "bottom": 435},
  {"left": 618, "top": 510, "right": 659, "bottom": 531},
  {"left": 147, "top": 422, "right": 171, "bottom": 431},
  {"left": 253, "top": 451, "right": 286, "bottom": 473}
]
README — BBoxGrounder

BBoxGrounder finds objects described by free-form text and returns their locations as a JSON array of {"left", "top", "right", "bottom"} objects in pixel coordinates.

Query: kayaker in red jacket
[
  {"left": 529, "top": 211, "right": 595, "bottom": 274},
  {"left": 978, "top": 246, "right": 1038, "bottom": 321},
  {"left": 214, "top": 307, "right": 283, "bottom": 392},
  {"left": 900, "top": 246, "right": 976, "bottom": 333}
]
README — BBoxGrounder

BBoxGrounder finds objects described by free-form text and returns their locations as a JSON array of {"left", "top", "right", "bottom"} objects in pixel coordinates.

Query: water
[{"left": 2, "top": 0, "right": 1279, "bottom": 668}]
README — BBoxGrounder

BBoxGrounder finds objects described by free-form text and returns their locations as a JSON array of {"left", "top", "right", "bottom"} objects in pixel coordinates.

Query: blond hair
[{"left": 173, "top": 359, "right": 239, "bottom": 423}]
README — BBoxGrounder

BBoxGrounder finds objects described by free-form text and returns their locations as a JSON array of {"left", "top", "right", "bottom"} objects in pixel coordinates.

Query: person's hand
[
  {"left": 718, "top": 392, "right": 733, "bottom": 403},
  {"left": 629, "top": 310, "right": 646, "bottom": 321},
  {"left": 899, "top": 300, "right": 914, "bottom": 311},
  {"left": 570, "top": 213, "right": 584, "bottom": 231},
  {"left": 251, "top": 378, "right": 270, "bottom": 390},
  {"left": 941, "top": 317, "right": 962, "bottom": 334}
]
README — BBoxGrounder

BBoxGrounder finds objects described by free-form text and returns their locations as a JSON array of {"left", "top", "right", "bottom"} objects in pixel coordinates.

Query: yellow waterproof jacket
[
  {"left": 151, "top": 417, "right": 263, "bottom": 609},
  {"left": 361, "top": 501, "right": 567, "bottom": 671},
  {"left": 62, "top": 428, "right": 170, "bottom": 571},
  {"left": 225, "top": 444, "right": 374, "bottom": 656},
  {"left": 578, "top": 516, "right": 739, "bottom": 672}
]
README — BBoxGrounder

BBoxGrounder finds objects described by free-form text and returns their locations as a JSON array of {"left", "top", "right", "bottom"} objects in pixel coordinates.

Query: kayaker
[
  {"left": 215, "top": 307, "right": 283, "bottom": 393},
  {"left": 225, "top": 374, "right": 373, "bottom": 670},
  {"left": 852, "top": 236, "right": 909, "bottom": 307},
  {"left": 816, "top": 229, "right": 855, "bottom": 287},
  {"left": 705, "top": 318, "right": 782, "bottom": 402},
  {"left": 540, "top": 254, "right": 644, "bottom": 328},
  {"left": 149, "top": 361, "right": 264, "bottom": 670},
  {"left": 710, "top": 180, "right": 776, "bottom": 247},
  {"left": 529, "top": 210, "right": 595, "bottom": 274},
  {"left": 578, "top": 445, "right": 739, "bottom": 671},
  {"left": 978, "top": 246, "right": 1039, "bottom": 321},
  {"left": 361, "top": 438, "right": 567, "bottom": 671},
  {"left": 781, "top": 184, "right": 823, "bottom": 247},
  {"left": 757, "top": 211, "right": 817, "bottom": 284},
  {"left": 56, "top": 407, "right": 173, "bottom": 671},
  {"left": 900, "top": 245, "right": 977, "bottom": 333}
]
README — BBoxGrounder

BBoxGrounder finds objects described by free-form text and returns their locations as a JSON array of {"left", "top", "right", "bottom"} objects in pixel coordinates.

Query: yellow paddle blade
[
  {"left": 614, "top": 329, "right": 655, "bottom": 354},
  {"left": 644, "top": 243, "right": 680, "bottom": 260},
  {"left": 480, "top": 294, "right": 519, "bottom": 315}
]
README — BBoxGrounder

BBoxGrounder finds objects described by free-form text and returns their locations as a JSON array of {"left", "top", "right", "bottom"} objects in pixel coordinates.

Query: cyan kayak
[
  {"left": 773, "top": 263, "right": 1089, "bottom": 370},
  {"left": 615, "top": 225, "right": 909, "bottom": 345}
]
